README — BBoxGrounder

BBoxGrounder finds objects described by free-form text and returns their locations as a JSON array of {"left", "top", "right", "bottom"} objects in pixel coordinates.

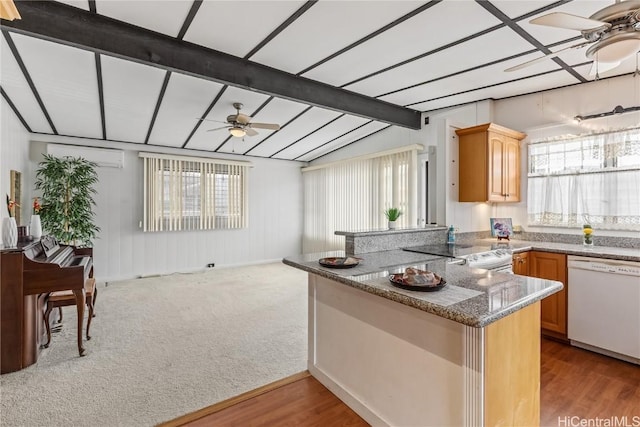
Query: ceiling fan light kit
[
  {"left": 586, "top": 30, "right": 640, "bottom": 63},
  {"left": 229, "top": 127, "right": 246, "bottom": 138}
]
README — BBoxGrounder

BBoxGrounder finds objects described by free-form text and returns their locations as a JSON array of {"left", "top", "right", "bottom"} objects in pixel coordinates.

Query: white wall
[
  {"left": 1, "top": 98, "right": 32, "bottom": 245},
  {"left": 26, "top": 135, "right": 304, "bottom": 282}
]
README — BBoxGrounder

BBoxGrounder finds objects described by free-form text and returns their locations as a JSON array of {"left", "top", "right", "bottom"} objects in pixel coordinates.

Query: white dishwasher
[{"left": 568, "top": 255, "right": 640, "bottom": 365}]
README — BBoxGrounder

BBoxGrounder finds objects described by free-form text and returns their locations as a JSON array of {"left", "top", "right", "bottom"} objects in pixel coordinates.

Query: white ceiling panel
[
  {"left": 414, "top": 69, "right": 585, "bottom": 112},
  {"left": 184, "top": 0, "right": 306, "bottom": 58},
  {"left": 148, "top": 73, "right": 225, "bottom": 148},
  {"left": 295, "top": 121, "right": 389, "bottom": 162},
  {"left": 53, "top": 0, "right": 89, "bottom": 11},
  {"left": 216, "top": 97, "right": 309, "bottom": 154},
  {"left": 517, "top": 1, "right": 612, "bottom": 46},
  {"left": 380, "top": 49, "right": 567, "bottom": 107},
  {"left": 303, "top": 1, "right": 502, "bottom": 86},
  {"left": 101, "top": 56, "right": 167, "bottom": 143},
  {"left": 10, "top": 33, "right": 102, "bottom": 138},
  {"left": 0, "top": 36, "right": 52, "bottom": 133},
  {"left": 490, "top": 1, "right": 557, "bottom": 19},
  {"left": 274, "top": 115, "right": 371, "bottom": 159},
  {"left": 95, "top": 0, "right": 193, "bottom": 38},
  {"left": 250, "top": 0, "right": 424, "bottom": 74},
  {"left": 186, "top": 85, "right": 270, "bottom": 151},
  {"left": 345, "top": 27, "right": 534, "bottom": 97},
  {"left": 247, "top": 107, "right": 342, "bottom": 158}
]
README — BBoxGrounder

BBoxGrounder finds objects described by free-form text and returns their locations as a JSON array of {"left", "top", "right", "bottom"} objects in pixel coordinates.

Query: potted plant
[
  {"left": 34, "top": 154, "right": 100, "bottom": 247},
  {"left": 384, "top": 208, "right": 402, "bottom": 230}
]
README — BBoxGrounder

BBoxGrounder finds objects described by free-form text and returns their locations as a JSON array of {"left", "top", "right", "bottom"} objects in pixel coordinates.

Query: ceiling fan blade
[
  {"left": 245, "top": 127, "right": 259, "bottom": 137},
  {"left": 198, "top": 118, "right": 228, "bottom": 124},
  {"left": 505, "top": 41, "right": 590, "bottom": 72},
  {"left": 589, "top": 60, "right": 621, "bottom": 76},
  {"left": 248, "top": 122, "right": 280, "bottom": 130},
  {"left": 530, "top": 12, "right": 610, "bottom": 31},
  {"left": 206, "top": 126, "right": 230, "bottom": 132},
  {"left": 236, "top": 113, "right": 251, "bottom": 124}
]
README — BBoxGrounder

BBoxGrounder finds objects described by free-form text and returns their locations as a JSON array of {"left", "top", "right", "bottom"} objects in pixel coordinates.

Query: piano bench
[{"left": 43, "top": 278, "right": 97, "bottom": 349}]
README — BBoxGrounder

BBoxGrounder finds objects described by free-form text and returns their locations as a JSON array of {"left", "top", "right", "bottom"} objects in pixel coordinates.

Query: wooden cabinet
[
  {"left": 529, "top": 251, "right": 568, "bottom": 340},
  {"left": 512, "top": 251, "right": 529, "bottom": 276},
  {"left": 456, "top": 123, "right": 526, "bottom": 202}
]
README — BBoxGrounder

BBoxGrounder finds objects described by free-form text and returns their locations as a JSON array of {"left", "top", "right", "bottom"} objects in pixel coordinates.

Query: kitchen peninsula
[{"left": 284, "top": 229, "right": 564, "bottom": 427}]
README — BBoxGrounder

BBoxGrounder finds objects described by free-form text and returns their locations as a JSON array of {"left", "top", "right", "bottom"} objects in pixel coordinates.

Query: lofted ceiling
[{"left": 1, "top": 0, "right": 638, "bottom": 162}]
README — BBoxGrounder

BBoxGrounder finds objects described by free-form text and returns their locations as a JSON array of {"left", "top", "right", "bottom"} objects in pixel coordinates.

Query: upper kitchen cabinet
[{"left": 456, "top": 123, "right": 526, "bottom": 203}]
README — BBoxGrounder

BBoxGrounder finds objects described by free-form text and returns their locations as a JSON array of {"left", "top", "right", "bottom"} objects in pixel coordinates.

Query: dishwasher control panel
[{"left": 568, "top": 256, "right": 640, "bottom": 277}]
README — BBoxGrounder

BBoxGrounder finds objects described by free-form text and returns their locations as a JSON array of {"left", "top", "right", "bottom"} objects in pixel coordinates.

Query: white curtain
[
  {"left": 527, "top": 127, "right": 640, "bottom": 230},
  {"left": 302, "top": 146, "right": 419, "bottom": 253}
]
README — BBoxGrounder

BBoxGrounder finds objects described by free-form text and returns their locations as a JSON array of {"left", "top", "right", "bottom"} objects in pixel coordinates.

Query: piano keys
[{"left": 1, "top": 237, "right": 93, "bottom": 374}]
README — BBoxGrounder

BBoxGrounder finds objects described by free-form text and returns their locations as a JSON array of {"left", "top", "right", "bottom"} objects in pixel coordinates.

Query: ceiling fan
[
  {"left": 202, "top": 103, "right": 280, "bottom": 138},
  {"left": 506, "top": 0, "right": 640, "bottom": 75}
]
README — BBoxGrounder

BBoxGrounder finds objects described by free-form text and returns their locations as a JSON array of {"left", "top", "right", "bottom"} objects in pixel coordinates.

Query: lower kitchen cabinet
[
  {"left": 529, "top": 251, "right": 568, "bottom": 340},
  {"left": 512, "top": 252, "right": 529, "bottom": 275}
]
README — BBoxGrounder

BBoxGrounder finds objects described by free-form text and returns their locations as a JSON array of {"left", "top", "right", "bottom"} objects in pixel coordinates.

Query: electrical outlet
[{"left": 206, "top": 263, "right": 215, "bottom": 268}]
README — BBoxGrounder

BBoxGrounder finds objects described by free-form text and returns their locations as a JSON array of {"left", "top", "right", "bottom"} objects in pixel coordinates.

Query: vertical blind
[
  {"left": 527, "top": 127, "right": 640, "bottom": 230},
  {"left": 302, "top": 145, "right": 420, "bottom": 253},
  {"left": 140, "top": 153, "right": 249, "bottom": 232}
]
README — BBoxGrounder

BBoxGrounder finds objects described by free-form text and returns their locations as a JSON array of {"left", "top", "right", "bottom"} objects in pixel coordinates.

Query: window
[
  {"left": 527, "top": 127, "right": 640, "bottom": 230},
  {"left": 140, "top": 153, "right": 249, "bottom": 232},
  {"left": 302, "top": 145, "right": 420, "bottom": 253}
]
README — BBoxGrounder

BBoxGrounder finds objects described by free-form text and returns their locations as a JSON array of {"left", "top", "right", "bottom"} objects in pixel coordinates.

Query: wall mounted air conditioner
[{"left": 46, "top": 144, "right": 125, "bottom": 168}]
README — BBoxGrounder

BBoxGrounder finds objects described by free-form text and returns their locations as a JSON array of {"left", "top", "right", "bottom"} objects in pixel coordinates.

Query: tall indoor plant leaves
[{"left": 34, "top": 154, "right": 100, "bottom": 247}]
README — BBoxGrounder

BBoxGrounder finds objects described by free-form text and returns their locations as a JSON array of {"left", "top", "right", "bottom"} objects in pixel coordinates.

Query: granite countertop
[
  {"left": 335, "top": 225, "right": 446, "bottom": 237},
  {"left": 283, "top": 250, "right": 563, "bottom": 328},
  {"left": 473, "top": 239, "right": 640, "bottom": 262}
]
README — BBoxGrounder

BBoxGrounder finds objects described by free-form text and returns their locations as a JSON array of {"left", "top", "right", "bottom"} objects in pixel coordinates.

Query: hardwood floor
[
  {"left": 165, "top": 339, "right": 639, "bottom": 427},
  {"left": 540, "top": 338, "right": 640, "bottom": 427},
  {"left": 163, "top": 371, "right": 368, "bottom": 427}
]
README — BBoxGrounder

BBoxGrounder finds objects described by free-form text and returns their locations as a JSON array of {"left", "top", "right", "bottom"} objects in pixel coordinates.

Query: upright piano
[{"left": 1, "top": 237, "right": 93, "bottom": 374}]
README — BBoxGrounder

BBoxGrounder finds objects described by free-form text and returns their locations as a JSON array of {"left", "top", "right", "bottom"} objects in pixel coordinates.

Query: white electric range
[{"left": 402, "top": 243, "right": 514, "bottom": 273}]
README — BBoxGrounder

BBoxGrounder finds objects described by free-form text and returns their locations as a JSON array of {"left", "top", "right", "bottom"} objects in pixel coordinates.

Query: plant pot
[
  {"left": 2, "top": 217, "right": 18, "bottom": 247},
  {"left": 30, "top": 214, "right": 42, "bottom": 239},
  {"left": 388, "top": 220, "right": 397, "bottom": 230}
]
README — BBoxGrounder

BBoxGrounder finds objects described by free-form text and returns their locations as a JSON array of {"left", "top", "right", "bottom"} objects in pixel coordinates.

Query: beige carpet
[{"left": 0, "top": 262, "right": 308, "bottom": 426}]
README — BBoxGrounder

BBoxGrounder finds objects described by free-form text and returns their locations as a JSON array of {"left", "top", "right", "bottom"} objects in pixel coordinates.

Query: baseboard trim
[
  {"left": 308, "top": 364, "right": 388, "bottom": 427},
  {"left": 158, "top": 370, "right": 311, "bottom": 427}
]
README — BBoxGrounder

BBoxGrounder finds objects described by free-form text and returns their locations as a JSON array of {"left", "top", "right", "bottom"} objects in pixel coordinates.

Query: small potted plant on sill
[{"left": 384, "top": 208, "right": 402, "bottom": 230}]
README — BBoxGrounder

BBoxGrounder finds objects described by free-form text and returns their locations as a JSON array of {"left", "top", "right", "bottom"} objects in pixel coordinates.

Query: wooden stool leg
[
  {"left": 86, "top": 296, "right": 94, "bottom": 340},
  {"left": 58, "top": 306, "right": 63, "bottom": 323},
  {"left": 43, "top": 302, "right": 53, "bottom": 349},
  {"left": 92, "top": 287, "right": 97, "bottom": 317},
  {"left": 72, "top": 288, "right": 86, "bottom": 357}
]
